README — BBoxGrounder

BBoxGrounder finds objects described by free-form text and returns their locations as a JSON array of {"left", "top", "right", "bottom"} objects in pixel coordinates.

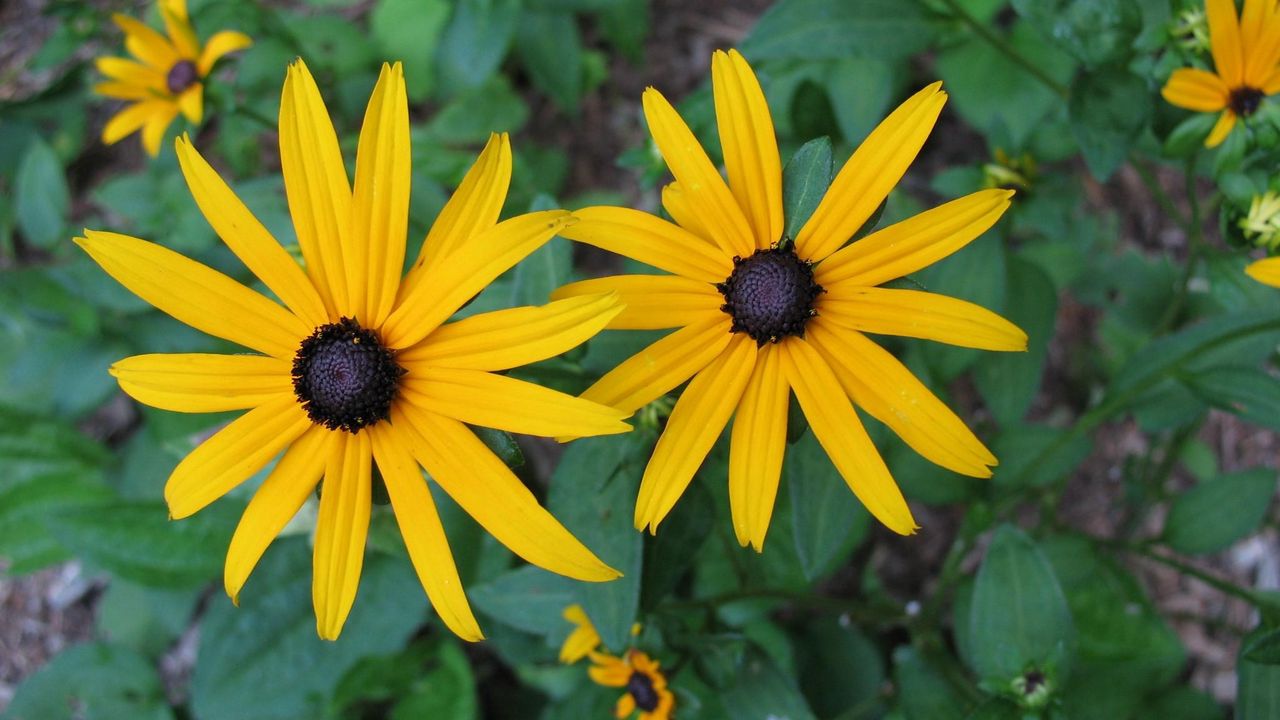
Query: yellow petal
[
  {"left": 642, "top": 87, "right": 756, "bottom": 259},
  {"left": 349, "top": 62, "right": 410, "bottom": 327},
  {"left": 96, "top": 56, "right": 165, "bottom": 92},
  {"left": 383, "top": 210, "right": 576, "bottom": 349},
  {"left": 1205, "top": 109, "right": 1238, "bottom": 148},
  {"left": 110, "top": 353, "right": 292, "bottom": 413},
  {"left": 175, "top": 136, "right": 328, "bottom": 328},
  {"left": 1248, "top": 0, "right": 1280, "bottom": 87},
  {"left": 1266, "top": 66, "right": 1280, "bottom": 94},
  {"left": 1207, "top": 0, "right": 1244, "bottom": 87},
  {"left": 160, "top": 0, "right": 200, "bottom": 60},
  {"left": 279, "top": 59, "right": 353, "bottom": 318},
  {"left": 550, "top": 275, "right": 722, "bottom": 330},
  {"left": 557, "top": 206, "right": 733, "bottom": 283},
  {"left": 1241, "top": 0, "right": 1268, "bottom": 49},
  {"left": 615, "top": 694, "right": 637, "bottom": 718},
  {"left": 399, "top": 292, "right": 623, "bottom": 371},
  {"left": 370, "top": 424, "right": 483, "bottom": 641},
  {"left": 589, "top": 653, "right": 631, "bottom": 686},
  {"left": 779, "top": 338, "right": 916, "bottom": 535},
  {"left": 635, "top": 334, "right": 756, "bottom": 532},
  {"left": 75, "top": 231, "right": 311, "bottom": 358},
  {"left": 579, "top": 316, "right": 732, "bottom": 415},
  {"left": 95, "top": 82, "right": 153, "bottom": 100},
  {"left": 141, "top": 103, "right": 179, "bottom": 157},
  {"left": 661, "top": 182, "right": 714, "bottom": 242},
  {"left": 102, "top": 101, "right": 165, "bottom": 145},
  {"left": 224, "top": 425, "right": 328, "bottom": 604},
  {"left": 712, "top": 49, "right": 783, "bottom": 249},
  {"left": 796, "top": 82, "right": 947, "bottom": 263},
  {"left": 1246, "top": 256, "right": 1280, "bottom": 287},
  {"left": 313, "top": 430, "right": 373, "bottom": 641},
  {"left": 807, "top": 319, "right": 996, "bottom": 477},
  {"left": 394, "top": 405, "right": 621, "bottom": 582},
  {"left": 727, "top": 343, "right": 788, "bottom": 550},
  {"left": 560, "top": 625, "right": 601, "bottom": 664},
  {"left": 176, "top": 84, "right": 202, "bottom": 124},
  {"left": 164, "top": 396, "right": 313, "bottom": 519},
  {"left": 198, "top": 30, "right": 252, "bottom": 76},
  {"left": 401, "top": 369, "right": 630, "bottom": 438},
  {"left": 819, "top": 288, "right": 1026, "bottom": 351},
  {"left": 112, "top": 14, "right": 180, "bottom": 70},
  {"left": 815, "top": 189, "right": 1014, "bottom": 289},
  {"left": 1160, "top": 68, "right": 1231, "bottom": 112}
]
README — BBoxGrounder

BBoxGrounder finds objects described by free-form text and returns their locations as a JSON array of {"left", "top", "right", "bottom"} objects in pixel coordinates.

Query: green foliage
[{"left": 1163, "top": 470, "right": 1277, "bottom": 554}]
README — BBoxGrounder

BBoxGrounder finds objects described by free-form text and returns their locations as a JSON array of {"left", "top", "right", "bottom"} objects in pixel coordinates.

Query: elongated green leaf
[
  {"left": 0, "top": 470, "right": 113, "bottom": 574},
  {"left": 1183, "top": 366, "right": 1280, "bottom": 432},
  {"left": 796, "top": 617, "right": 884, "bottom": 717},
  {"left": 721, "top": 650, "right": 817, "bottom": 720},
  {"left": 1069, "top": 68, "right": 1150, "bottom": 181},
  {"left": 974, "top": 257, "right": 1057, "bottom": 424},
  {"left": 469, "top": 565, "right": 577, "bottom": 638},
  {"left": 1244, "top": 627, "right": 1280, "bottom": 665},
  {"left": 436, "top": 0, "right": 522, "bottom": 93},
  {"left": 389, "top": 641, "right": 478, "bottom": 720},
  {"left": 371, "top": 0, "right": 450, "bottom": 101},
  {"left": 918, "top": 230, "right": 1007, "bottom": 380},
  {"left": 992, "top": 423, "right": 1091, "bottom": 489},
  {"left": 14, "top": 138, "right": 69, "bottom": 250},
  {"left": 782, "top": 137, "right": 834, "bottom": 240},
  {"left": 2, "top": 641, "right": 173, "bottom": 720},
  {"left": 1239, "top": 627, "right": 1280, "bottom": 720},
  {"left": 742, "top": 0, "right": 936, "bottom": 61},
  {"left": 788, "top": 431, "right": 870, "bottom": 582},
  {"left": 1163, "top": 469, "right": 1276, "bottom": 554},
  {"left": 515, "top": 10, "right": 583, "bottom": 113}
]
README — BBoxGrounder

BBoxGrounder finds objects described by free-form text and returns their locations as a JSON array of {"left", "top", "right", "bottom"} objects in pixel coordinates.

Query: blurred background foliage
[{"left": 2, "top": 0, "right": 1280, "bottom": 718}]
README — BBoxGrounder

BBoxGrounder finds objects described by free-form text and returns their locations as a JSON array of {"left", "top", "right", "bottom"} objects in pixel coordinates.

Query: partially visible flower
[
  {"left": 96, "top": 0, "right": 251, "bottom": 156},
  {"left": 1240, "top": 191, "right": 1280, "bottom": 250},
  {"left": 982, "top": 148, "right": 1036, "bottom": 192},
  {"left": 560, "top": 604, "right": 602, "bottom": 663},
  {"left": 589, "top": 650, "right": 674, "bottom": 720},
  {"left": 1171, "top": 7, "right": 1210, "bottom": 53},
  {"left": 1161, "top": 0, "right": 1280, "bottom": 148}
]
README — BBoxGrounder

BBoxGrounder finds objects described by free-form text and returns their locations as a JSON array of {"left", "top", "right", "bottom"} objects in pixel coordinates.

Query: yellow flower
[
  {"left": 589, "top": 650, "right": 675, "bottom": 720},
  {"left": 1240, "top": 190, "right": 1280, "bottom": 250},
  {"left": 561, "top": 604, "right": 603, "bottom": 663},
  {"left": 1161, "top": 0, "right": 1280, "bottom": 148},
  {"left": 553, "top": 50, "right": 1025, "bottom": 548},
  {"left": 96, "top": 0, "right": 251, "bottom": 156},
  {"left": 77, "top": 59, "right": 627, "bottom": 641}
]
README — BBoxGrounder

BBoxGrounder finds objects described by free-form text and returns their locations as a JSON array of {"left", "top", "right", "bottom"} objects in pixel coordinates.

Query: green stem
[
  {"left": 1155, "top": 161, "right": 1209, "bottom": 334},
  {"left": 1118, "top": 541, "right": 1262, "bottom": 607},
  {"left": 1132, "top": 158, "right": 1191, "bottom": 233},
  {"left": 937, "top": 0, "right": 1070, "bottom": 99}
]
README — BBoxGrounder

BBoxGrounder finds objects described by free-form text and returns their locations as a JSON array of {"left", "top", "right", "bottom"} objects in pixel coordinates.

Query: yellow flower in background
[
  {"left": 1161, "top": 0, "right": 1280, "bottom": 148},
  {"left": 77, "top": 59, "right": 628, "bottom": 641},
  {"left": 554, "top": 49, "right": 1025, "bottom": 549},
  {"left": 589, "top": 650, "right": 675, "bottom": 720},
  {"left": 1240, "top": 190, "right": 1280, "bottom": 250},
  {"left": 561, "top": 604, "right": 603, "bottom": 663},
  {"left": 96, "top": 0, "right": 251, "bottom": 156}
]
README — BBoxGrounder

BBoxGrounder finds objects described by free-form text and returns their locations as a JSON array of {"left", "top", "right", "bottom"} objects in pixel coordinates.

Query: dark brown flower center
[
  {"left": 166, "top": 60, "right": 199, "bottom": 95},
  {"left": 626, "top": 671, "right": 660, "bottom": 712},
  {"left": 717, "top": 246, "right": 823, "bottom": 345},
  {"left": 292, "top": 318, "right": 404, "bottom": 433},
  {"left": 1229, "top": 86, "right": 1264, "bottom": 117}
]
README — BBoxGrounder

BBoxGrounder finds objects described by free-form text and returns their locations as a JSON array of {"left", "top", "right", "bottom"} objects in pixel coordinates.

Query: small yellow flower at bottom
[{"left": 589, "top": 650, "right": 675, "bottom": 720}]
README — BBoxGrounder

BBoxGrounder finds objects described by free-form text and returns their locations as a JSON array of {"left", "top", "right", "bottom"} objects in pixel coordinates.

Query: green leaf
[
  {"left": 46, "top": 500, "right": 241, "bottom": 588},
  {"left": 597, "top": 0, "right": 648, "bottom": 61},
  {"left": 796, "top": 617, "right": 884, "bottom": 718},
  {"left": 918, "top": 230, "right": 1007, "bottom": 379},
  {"left": 641, "top": 465, "right": 714, "bottom": 610},
  {"left": 191, "top": 539, "right": 423, "bottom": 720},
  {"left": 781, "top": 137, "right": 834, "bottom": 240},
  {"left": 1183, "top": 365, "right": 1280, "bottom": 432},
  {"left": 974, "top": 257, "right": 1058, "bottom": 424},
  {"left": 787, "top": 431, "right": 871, "bottom": 582},
  {"left": 14, "top": 138, "right": 69, "bottom": 250},
  {"left": 0, "top": 470, "right": 113, "bottom": 574},
  {"left": 893, "top": 646, "right": 974, "bottom": 720},
  {"left": 1163, "top": 113, "right": 1217, "bottom": 158},
  {"left": 469, "top": 565, "right": 577, "bottom": 639},
  {"left": 510, "top": 226, "right": 573, "bottom": 308},
  {"left": 471, "top": 426, "right": 524, "bottom": 469},
  {"left": 742, "top": 0, "right": 936, "bottom": 61},
  {"left": 1163, "top": 469, "right": 1276, "bottom": 554},
  {"left": 1068, "top": 68, "right": 1150, "bottom": 181},
  {"left": 1, "top": 641, "right": 173, "bottom": 720},
  {"left": 1132, "top": 687, "right": 1226, "bottom": 720},
  {"left": 515, "top": 10, "right": 584, "bottom": 113},
  {"left": 1239, "top": 627, "right": 1280, "bottom": 720},
  {"left": 1244, "top": 627, "right": 1280, "bottom": 665},
  {"left": 370, "top": 0, "right": 450, "bottom": 101},
  {"left": 968, "top": 525, "right": 1074, "bottom": 684},
  {"left": 96, "top": 580, "right": 200, "bottom": 659},
  {"left": 721, "top": 650, "right": 817, "bottom": 720},
  {"left": 1010, "top": 0, "right": 1140, "bottom": 67},
  {"left": 436, "top": 0, "right": 522, "bottom": 93},
  {"left": 422, "top": 76, "right": 530, "bottom": 144},
  {"left": 390, "top": 641, "right": 478, "bottom": 720}
]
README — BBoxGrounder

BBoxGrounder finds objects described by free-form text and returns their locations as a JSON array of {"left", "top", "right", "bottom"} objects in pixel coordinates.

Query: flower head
[
  {"left": 96, "top": 0, "right": 251, "bottom": 156},
  {"left": 78, "top": 59, "right": 628, "bottom": 640},
  {"left": 1161, "top": 0, "right": 1280, "bottom": 148},
  {"left": 589, "top": 650, "right": 675, "bottom": 720},
  {"left": 553, "top": 49, "right": 1025, "bottom": 549}
]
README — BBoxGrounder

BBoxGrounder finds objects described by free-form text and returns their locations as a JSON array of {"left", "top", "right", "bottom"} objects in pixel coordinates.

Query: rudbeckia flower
[
  {"left": 96, "top": 0, "right": 251, "bottom": 156},
  {"left": 77, "top": 59, "right": 628, "bottom": 640},
  {"left": 1161, "top": 0, "right": 1280, "bottom": 148},
  {"left": 553, "top": 50, "right": 1025, "bottom": 549},
  {"left": 589, "top": 650, "right": 675, "bottom": 720}
]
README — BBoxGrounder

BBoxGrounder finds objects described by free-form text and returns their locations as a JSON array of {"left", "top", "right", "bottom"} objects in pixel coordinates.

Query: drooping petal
[
  {"left": 75, "top": 231, "right": 311, "bottom": 358},
  {"left": 661, "top": 182, "right": 714, "bottom": 242},
  {"left": 399, "top": 293, "right": 622, "bottom": 371},
  {"left": 550, "top": 275, "right": 722, "bottom": 330},
  {"left": 578, "top": 316, "right": 733, "bottom": 415},
  {"left": 779, "top": 338, "right": 916, "bottom": 535},
  {"left": 401, "top": 369, "right": 631, "bottom": 438},
  {"left": 349, "top": 62, "right": 410, "bottom": 327},
  {"left": 102, "top": 101, "right": 165, "bottom": 145},
  {"left": 642, "top": 87, "right": 756, "bottom": 259},
  {"left": 224, "top": 425, "right": 328, "bottom": 603},
  {"left": 1160, "top": 68, "right": 1232, "bottom": 112},
  {"left": 818, "top": 287, "right": 1027, "bottom": 351},
  {"left": 96, "top": 57, "right": 165, "bottom": 92},
  {"left": 112, "top": 14, "right": 179, "bottom": 70},
  {"left": 110, "top": 353, "right": 292, "bottom": 413},
  {"left": 588, "top": 654, "right": 632, "bottom": 686},
  {"left": 197, "top": 30, "right": 252, "bottom": 76},
  {"left": 95, "top": 82, "right": 153, "bottom": 100},
  {"left": 1205, "top": 109, "right": 1238, "bottom": 148},
  {"left": 164, "top": 396, "right": 313, "bottom": 519},
  {"left": 795, "top": 82, "right": 947, "bottom": 263},
  {"left": 712, "top": 49, "right": 783, "bottom": 249},
  {"left": 1245, "top": 256, "right": 1280, "bottom": 287},
  {"left": 313, "top": 430, "right": 373, "bottom": 640},
  {"left": 175, "top": 136, "right": 328, "bottom": 328},
  {"left": 383, "top": 210, "right": 575, "bottom": 349},
  {"left": 370, "top": 424, "right": 483, "bottom": 641},
  {"left": 394, "top": 405, "right": 621, "bottom": 582},
  {"left": 176, "top": 84, "right": 203, "bottom": 123},
  {"left": 559, "top": 604, "right": 601, "bottom": 663},
  {"left": 727, "top": 344, "right": 788, "bottom": 550},
  {"left": 815, "top": 189, "right": 1014, "bottom": 290},
  {"left": 1207, "top": 0, "right": 1245, "bottom": 87},
  {"left": 634, "top": 335, "right": 756, "bottom": 533},
  {"left": 558, "top": 206, "right": 733, "bottom": 283},
  {"left": 159, "top": 0, "right": 200, "bottom": 60},
  {"left": 279, "top": 59, "right": 352, "bottom": 318},
  {"left": 807, "top": 320, "right": 996, "bottom": 477},
  {"left": 141, "top": 103, "right": 180, "bottom": 157}
]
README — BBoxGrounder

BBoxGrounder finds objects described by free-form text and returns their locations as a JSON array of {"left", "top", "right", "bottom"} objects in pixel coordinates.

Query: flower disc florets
[
  {"left": 1229, "top": 86, "right": 1264, "bottom": 117},
  {"left": 717, "top": 246, "right": 823, "bottom": 346},
  {"left": 166, "top": 60, "right": 198, "bottom": 95},
  {"left": 292, "top": 317, "right": 404, "bottom": 433},
  {"left": 626, "top": 671, "right": 660, "bottom": 712}
]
